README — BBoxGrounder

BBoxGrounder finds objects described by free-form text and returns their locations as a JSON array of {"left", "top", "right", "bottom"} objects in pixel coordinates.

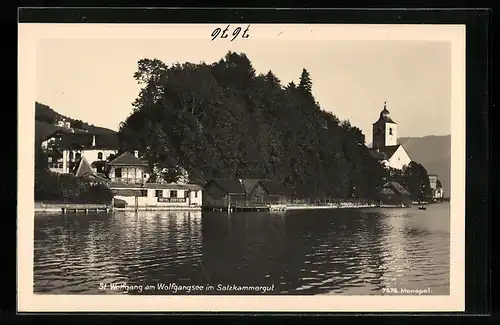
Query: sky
[{"left": 36, "top": 37, "right": 451, "bottom": 144}]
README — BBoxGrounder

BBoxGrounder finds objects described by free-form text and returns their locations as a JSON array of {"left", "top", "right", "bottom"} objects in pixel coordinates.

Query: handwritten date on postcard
[{"left": 211, "top": 25, "right": 250, "bottom": 42}]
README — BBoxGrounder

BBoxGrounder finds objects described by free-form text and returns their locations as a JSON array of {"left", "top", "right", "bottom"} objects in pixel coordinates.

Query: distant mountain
[
  {"left": 35, "top": 102, "right": 117, "bottom": 143},
  {"left": 398, "top": 135, "right": 451, "bottom": 198},
  {"left": 35, "top": 102, "right": 116, "bottom": 135}
]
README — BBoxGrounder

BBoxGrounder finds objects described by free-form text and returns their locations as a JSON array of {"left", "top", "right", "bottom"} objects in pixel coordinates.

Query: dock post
[{"left": 135, "top": 196, "right": 138, "bottom": 212}]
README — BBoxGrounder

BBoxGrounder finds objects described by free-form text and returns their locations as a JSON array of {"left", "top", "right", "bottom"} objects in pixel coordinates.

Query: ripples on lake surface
[{"left": 33, "top": 203, "right": 450, "bottom": 295}]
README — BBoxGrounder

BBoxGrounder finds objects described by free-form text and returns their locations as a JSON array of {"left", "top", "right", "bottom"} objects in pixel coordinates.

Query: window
[
  {"left": 140, "top": 190, "right": 148, "bottom": 197},
  {"left": 184, "top": 190, "right": 190, "bottom": 198},
  {"left": 69, "top": 151, "right": 74, "bottom": 160},
  {"left": 389, "top": 128, "right": 393, "bottom": 135},
  {"left": 155, "top": 190, "right": 163, "bottom": 198},
  {"left": 115, "top": 168, "right": 122, "bottom": 178},
  {"left": 97, "top": 152, "right": 103, "bottom": 160},
  {"left": 170, "top": 190, "right": 178, "bottom": 198},
  {"left": 194, "top": 191, "right": 198, "bottom": 198}
]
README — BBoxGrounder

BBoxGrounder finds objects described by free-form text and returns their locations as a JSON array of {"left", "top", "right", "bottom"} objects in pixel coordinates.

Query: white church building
[{"left": 369, "top": 102, "right": 412, "bottom": 170}]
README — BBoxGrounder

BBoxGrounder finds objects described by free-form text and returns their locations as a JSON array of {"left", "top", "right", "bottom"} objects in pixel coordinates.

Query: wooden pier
[
  {"left": 203, "top": 203, "right": 288, "bottom": 212},
  {"left": 230, "top": 204, "right": 270, "bottom": 212},
  {"left": 35, "top": 202, "right": 113, "bottom": 214},
  {"left": 59, "top": 204, "right": 111, "bottom": 214}
]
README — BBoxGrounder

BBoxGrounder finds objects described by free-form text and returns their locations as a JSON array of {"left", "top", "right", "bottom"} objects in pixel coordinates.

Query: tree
[
  {"left": 298, "top": 68, "right": 312, "bottom": 93},
  {"left": 436, "top": 179, "right": 442, "bottom": 188},
  {"left": 72, "top": 120, "right": 84, "bottom": 130},
  {"left": 35, "top": 143, "right": 48, "bottom": 171},
  {"left": 403, "top": 161, "right": 432, "bottom": 201}
]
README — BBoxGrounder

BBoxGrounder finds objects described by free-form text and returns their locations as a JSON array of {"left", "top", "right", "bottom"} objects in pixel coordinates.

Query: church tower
[{"left": 372, "top": 101, "right": 398, "bottom": 150}]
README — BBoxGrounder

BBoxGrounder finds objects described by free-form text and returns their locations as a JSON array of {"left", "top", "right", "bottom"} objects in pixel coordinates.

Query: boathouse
[
  {"left": 202, "top": 178, "right": 246, "bottom": 210},
  {"left": 202, "top": 178, "right": 293, "bottom": 210},
  {"left": 378, "top": 181, "right": 413, "bottom": 206},
  {"left": 244, "top": 179, "right": 293, "bottom": 205}
]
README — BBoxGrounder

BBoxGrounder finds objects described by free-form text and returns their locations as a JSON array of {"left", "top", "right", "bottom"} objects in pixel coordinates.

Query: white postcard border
[{"left": 18, "top": 23, "right": 466, "bottom": 312}]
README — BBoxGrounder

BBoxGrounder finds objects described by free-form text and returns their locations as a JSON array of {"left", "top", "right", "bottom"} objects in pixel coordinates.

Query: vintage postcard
[{"left": 18, "top": 22, "right": 465, "bottom": 312}]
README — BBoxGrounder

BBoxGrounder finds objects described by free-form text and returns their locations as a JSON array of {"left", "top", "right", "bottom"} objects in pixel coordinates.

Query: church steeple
[
  {"left": 372, "top": 101, "right": 398, "bottom": 149},
  {"left": 376, "top": 101, "right": 396, "bottom": 124}
]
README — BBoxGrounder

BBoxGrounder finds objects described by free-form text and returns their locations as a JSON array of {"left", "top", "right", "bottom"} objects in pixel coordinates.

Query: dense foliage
[
  {"left": 34, "top": 145, "right": 114, "bottom": 204},
  {"left": 119, "top": 52, "right": 390, "bottom": 200},
  {"left": 387, "top": 161, "right": 433, "bottom": 201}
]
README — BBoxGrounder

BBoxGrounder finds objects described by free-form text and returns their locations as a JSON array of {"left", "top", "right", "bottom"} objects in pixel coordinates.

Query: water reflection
[{"left": 34, "top": 204, "right": 450, "bottom": 295}]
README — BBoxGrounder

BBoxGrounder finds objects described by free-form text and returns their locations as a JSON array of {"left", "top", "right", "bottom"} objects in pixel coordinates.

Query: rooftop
[
  {"left": 108, "top": 152, "right": 148, "bottom": 167},
  {"left": 240, "top": 178, "right": 267, "bottom": 194},
  {"left": 109, "top": 182, "right": 202, "bottom": 191},
  {"left": 368, "top": 145, "right": 401, "bottom": 160},
  {"left": 206, "top": 178, "right": 246, "bottom": 195},
  {"left": 382, "top": 181, "right": 412, "bottom": 196},
  {"left": 258, "top": 179, "right": 294, "bottom": 195},
  {"left": 58, "top": 133, "right": 120, "bottom": 150},
  {"left": 373, "top": 103, "right": 397, "bottom": 125},
  {"left": 74, "top": 156, "right": 109, "bottom": 182},
  {"left": 205, "top": 178, "right": 293, "bottom": 196}
]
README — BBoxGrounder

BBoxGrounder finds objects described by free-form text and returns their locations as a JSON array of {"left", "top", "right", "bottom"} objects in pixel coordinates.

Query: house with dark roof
[
  {"left": 378, "top": 181, "right": 413, "bottom": 206},
  {"left": 41, "top": 130, "right": 121, "bottom": 175},
  {"left": 107, "top": 151, "right": 149, "bottom": 184},
  {"left": 73, "top": 156, "right": 109, "bottom": 184},
  {"left": 369, "top": 102, "right": 412, "bottom": 170}
]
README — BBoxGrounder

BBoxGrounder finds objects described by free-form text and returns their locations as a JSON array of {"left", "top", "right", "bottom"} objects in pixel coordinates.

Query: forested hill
[
  {"left": 398, "top": 135, "right": 451, "bottom": 198},
  {"left": 119, "top": 52, "right": 389, "bottom": 199},
  {"left": 35, "top": 102, "right": 116, "bottom": 134}
]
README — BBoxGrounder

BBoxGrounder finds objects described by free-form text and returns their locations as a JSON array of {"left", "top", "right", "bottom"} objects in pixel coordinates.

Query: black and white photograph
[{"left": 18, "top": 22, "right": 466, "bottom": 312}]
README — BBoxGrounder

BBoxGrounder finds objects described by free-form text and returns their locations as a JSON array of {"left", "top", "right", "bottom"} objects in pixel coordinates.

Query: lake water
[{"left": 33, "top": 203, "right": 450, "bottom": 295}]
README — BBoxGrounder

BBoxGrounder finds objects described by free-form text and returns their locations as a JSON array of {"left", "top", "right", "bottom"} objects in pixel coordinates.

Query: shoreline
[
  {"left": 34, "top": 202, "right": 203, "bottom": 214},
  {"left": 282, "top": 204, "right": 418, "bottom": 210},
  {"left": 285, "top": 204, "right": 378, "bottom": 210},
  {"left": 34, "top": 202, "right": 427, "bottom": 215},
  {"left": 114, "top": 207, "right": 202, "bottom": 212},
  {"left": 35, "top": 202, "right": 111, "bottom": 215}
]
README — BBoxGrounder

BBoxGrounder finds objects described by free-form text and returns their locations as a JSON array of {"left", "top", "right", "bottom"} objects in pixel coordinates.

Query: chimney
[
  {"left": 92, "top": 135, "right": 96, "bottom": 147},
  {"left": 134, "top": 150, "right": 139, "bottom": 158}
]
